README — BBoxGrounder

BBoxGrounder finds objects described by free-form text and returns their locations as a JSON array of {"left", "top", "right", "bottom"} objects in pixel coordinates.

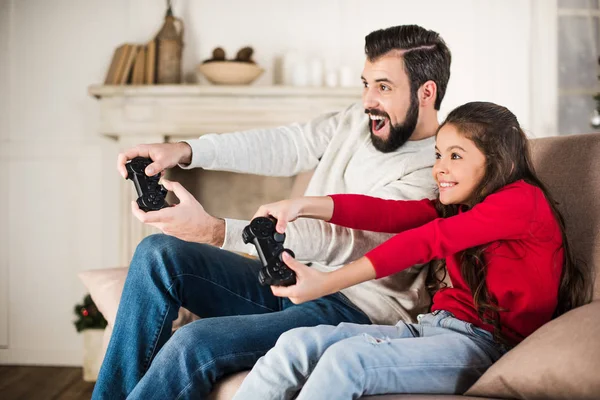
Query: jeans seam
[
  {"left": 364, "top": 361, "right": 492, "bottom": 370},
  {"left": 143, "top": 303, "right": 170, "bottom": 374},
  {"left": 167, "top": 273, "right": 278, "bottom": 313},
  {"left": 174, "top": 349, "right": 271, "bottom": 400}
]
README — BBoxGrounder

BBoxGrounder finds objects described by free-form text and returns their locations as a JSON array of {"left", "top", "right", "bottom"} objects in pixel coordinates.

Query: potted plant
[{"left": 73, "top": 294, "right": 107, "bottom": 381}]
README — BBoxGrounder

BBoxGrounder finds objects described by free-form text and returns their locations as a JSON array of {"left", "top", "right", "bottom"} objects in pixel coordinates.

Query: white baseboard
[{"left": 0, "top": 348, "right": 83, "bottom": 366}]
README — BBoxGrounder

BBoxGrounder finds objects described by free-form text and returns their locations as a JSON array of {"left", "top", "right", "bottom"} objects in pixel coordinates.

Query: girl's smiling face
[{"left": 433, "top": 124, "right": 487, "bottom": 206}]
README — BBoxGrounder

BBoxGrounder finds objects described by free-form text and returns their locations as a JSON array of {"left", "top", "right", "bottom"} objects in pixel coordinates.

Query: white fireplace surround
[{"left": 88, "top": 85, "right": 362, "bottom": 265}]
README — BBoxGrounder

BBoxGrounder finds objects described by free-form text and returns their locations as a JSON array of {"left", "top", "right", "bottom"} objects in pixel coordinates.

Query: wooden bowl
[{"left": 197, "top": 61, "right": 264, "bottom": 85}]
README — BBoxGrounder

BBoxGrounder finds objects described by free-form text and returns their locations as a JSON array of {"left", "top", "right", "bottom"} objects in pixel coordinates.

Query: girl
[{"left": 232, "top": 102, "right": 592, "bottom": 399}]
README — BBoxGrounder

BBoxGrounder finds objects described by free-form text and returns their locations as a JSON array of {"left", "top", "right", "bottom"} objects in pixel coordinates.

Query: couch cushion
[
  {"left": 466, "top": 300, "right": 600, "bottom": 399},
  {"left": 78, "top": 267, "right": 129, "bottom": 326},
  {"left": 208, "top": 371, "right": 249, "bottom": 400},
  {"left": 209, "top": 371, "right": 498, "bottom": 400},
  {"left": 363, "top": 396, "right": 493, "bottom": 400},
  {"left": 78, "top": 267, "right": 200, "bottom": 329},
  {"left": 529, "top": 133, "right": 600, "bottom": 299}
]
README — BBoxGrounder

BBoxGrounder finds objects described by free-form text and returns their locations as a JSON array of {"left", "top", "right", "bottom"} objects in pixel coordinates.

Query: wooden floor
[{"left": 0, "top": 366, "right": 95, "bottom": 400}]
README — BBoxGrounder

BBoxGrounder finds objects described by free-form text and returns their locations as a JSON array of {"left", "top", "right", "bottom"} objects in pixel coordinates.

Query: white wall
[
  {"left": 0, "top": 0, "right": 553, "bottom": 365},
  {"left": 0, "top": 0, "right": 10, "bottom": 349},
  {"left": 0, "top": 0, "right": 124, "bottom": 364}
]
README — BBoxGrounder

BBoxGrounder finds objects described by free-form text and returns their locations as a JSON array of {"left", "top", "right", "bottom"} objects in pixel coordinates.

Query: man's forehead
[
  {"left": 384, "top": 49, "right": 407, "bottom": 58},
  {"left": 362, "top": 54, "right": 406, "bottom": 82},
  {"left": 367, "top": 50, "right": 406, "bottom": 64}
]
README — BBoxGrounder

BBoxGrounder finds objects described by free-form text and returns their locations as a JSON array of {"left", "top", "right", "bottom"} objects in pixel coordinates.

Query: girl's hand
[
  {"left": 253, "top": 199, "right": 305, "bottom": 233},
  {"left": 271, "top": 252, "right": 332, "bottom": 304},
  {"left": 253, "top": 196, "right": 334, "bottom": 234}
]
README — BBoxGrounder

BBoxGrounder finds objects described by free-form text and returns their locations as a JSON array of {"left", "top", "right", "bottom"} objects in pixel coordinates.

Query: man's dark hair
[{"left": 365, "top": 25, "right": 451, "bottom": 110}]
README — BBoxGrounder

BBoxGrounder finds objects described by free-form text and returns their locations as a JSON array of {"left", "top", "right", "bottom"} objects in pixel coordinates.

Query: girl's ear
[{"left": 419, "top": 80, "right": 437, "bottom": 108}]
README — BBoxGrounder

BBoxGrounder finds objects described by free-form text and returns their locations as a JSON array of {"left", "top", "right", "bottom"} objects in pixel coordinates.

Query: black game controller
[
  {"left": 242, "top": 217, "right": 296, "bottom": 286},
  {"left": 125, "top": 157, "right": 170, "bottom": 212}
]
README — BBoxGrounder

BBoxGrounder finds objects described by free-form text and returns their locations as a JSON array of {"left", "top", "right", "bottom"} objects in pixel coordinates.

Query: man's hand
[
  {"left": 130, "top": 178, "right": 225, "bottom": 246},
  {"left": 117, "top": 142, "right": 192, "bottom": 179},
  {"left": 270, "top": 252, "right": 331, "bottom": 304}
]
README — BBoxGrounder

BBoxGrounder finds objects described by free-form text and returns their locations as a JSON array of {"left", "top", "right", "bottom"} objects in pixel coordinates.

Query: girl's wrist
[
  {"left": 328, "top": 257, "right": 378, "bottom": 292},
  {"left": 298, "top": 196, "right": 334, "bottom": 221},
  {"left": 296, "top": 197, "right": 310, "bottom": 218},
  {"left": 323, "top": 268, "right": 345, "bottom": 294}
]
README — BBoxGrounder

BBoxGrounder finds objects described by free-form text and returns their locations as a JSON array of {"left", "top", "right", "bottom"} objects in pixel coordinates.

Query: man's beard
[{"left": 368, "top": 93, "right": 419, "bottom": 153}]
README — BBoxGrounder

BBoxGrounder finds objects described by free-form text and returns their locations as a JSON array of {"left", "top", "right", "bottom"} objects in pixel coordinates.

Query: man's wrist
[
  {"left": 177, "top": 142, "right": 193, "bottom": 166},
  {"left": 209, "top": 217, "right": 226, "bottom": 247}
]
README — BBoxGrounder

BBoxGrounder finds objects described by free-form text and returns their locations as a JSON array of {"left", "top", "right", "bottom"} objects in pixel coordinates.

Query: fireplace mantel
[
  {"left": 88, "top": 84, "right": 361, "bottom": 264},
  {"left": 88, "top": 84, "right": 362, "bottom": 141}
]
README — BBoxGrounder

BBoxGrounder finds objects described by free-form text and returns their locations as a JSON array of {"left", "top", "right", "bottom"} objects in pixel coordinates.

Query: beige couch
[{"left": 80, "top": 133, "right": 600, "bottom": 400}]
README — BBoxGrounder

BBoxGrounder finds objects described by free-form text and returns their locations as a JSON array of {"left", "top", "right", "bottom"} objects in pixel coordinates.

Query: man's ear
[{"left": 418, "top": 80, "right": 438, "bottom": 108}]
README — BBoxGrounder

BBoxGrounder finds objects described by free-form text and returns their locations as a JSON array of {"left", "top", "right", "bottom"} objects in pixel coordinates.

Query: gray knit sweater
[{"left": 182, "top": 102, "right": 438, "bottom": 325}]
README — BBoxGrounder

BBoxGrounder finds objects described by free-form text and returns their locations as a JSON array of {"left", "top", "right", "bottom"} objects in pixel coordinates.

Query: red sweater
[{"left": 329, "top": 180, "right": 563, "bottom": 344}]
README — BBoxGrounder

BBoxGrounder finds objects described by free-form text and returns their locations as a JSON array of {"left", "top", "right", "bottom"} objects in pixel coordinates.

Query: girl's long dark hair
[{"left": 426, "top": 102, "right": 593, "bottom": 346}]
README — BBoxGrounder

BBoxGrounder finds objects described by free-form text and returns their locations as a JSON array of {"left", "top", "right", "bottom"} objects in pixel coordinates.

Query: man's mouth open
[{"left": 370, "top": 114, "right": 389, "bottom": 136}]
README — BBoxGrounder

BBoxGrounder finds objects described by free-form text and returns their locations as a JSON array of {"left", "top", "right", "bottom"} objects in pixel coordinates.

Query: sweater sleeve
[
  {"left": 178, "top": 104, "right": 354, "bottom": 177},
  {"left": 329, "top": 195, "right": 438, "bottom": 233},
  {"left": 365, "top": 182, "right": 539, "bottom": 278}
]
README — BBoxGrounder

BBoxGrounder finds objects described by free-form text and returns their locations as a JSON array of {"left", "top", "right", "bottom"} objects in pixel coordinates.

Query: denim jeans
[
  {"left": 233, "top": 310, "right": 507, "bottom": 399},
  {"left": 91, "top": 234, "right": 370, "bottom": 400}
]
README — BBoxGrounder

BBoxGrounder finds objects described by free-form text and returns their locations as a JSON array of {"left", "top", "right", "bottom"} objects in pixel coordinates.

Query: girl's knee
[
  {"left": 277, "top": 325, "right": 336, "bottom": 348},
  {"left": 276, "top": 327, "right": 315, "bottom": 349},
  {"left": 318, "top": 337, "right": 368, "bottom": 368}
]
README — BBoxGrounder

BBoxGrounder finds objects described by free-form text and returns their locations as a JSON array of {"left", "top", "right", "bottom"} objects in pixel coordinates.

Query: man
[{"left": 93, "top": 24, "right": 451, "bottom": 399}]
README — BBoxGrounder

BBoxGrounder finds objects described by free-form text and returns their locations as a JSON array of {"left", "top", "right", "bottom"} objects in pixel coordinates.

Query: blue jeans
[
  {"left": 233, "top": 310, "right": 507, "bottom": 399},
  {"left": 92, "top": 234, "right": 370, "bottom": 400}
]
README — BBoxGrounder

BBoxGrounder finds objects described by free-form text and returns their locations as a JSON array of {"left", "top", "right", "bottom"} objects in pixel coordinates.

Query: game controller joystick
[
  {"left": 125, "top": 157, "right": 169, "bottom": 212},
  {"left": 242, "top": 216, "right": 296, "bottom": 286}
]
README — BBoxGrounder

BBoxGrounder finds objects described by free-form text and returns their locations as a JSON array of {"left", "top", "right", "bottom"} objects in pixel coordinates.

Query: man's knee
[
  {"left": 158, "top": 319, "right": 248, "bottom": 370},
  {"left": 150, "top": 323, "right": 200, "bottom": 369},
  {"left": 134, "top": 234, "right": 176, "bottom": 261},
  {"left": 168, "top": 322, "right": 200, "bottom": 350},
  {"left": 129, "top": 234, "right": 175, "bottom": 277},
  {"left": 131, "top": 234, "right": 212, "bottom": 274}
]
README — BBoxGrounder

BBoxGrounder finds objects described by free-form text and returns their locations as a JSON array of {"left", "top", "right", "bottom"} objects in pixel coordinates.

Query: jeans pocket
[
  {"left": 333, "top": 293, "right": 369, "bottom": 321},
  {"left": 467, "top": 325, "right": 507, "bottom": 359},
  {"left": 469, "top": 324, "right": 491, "bottom": 340},
  {"left": 464, "top": 322, "right": 493, "bottom": 341}
]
